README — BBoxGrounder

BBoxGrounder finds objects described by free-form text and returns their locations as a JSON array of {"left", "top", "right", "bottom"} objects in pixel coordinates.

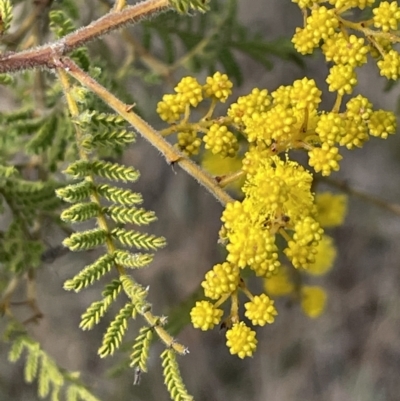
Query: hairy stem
[
  {"left": 62, "top": 57, "right": 233, "bottom": 205},
  {"left": 0, "top": 0, "right": 170, "bottom": 73}
]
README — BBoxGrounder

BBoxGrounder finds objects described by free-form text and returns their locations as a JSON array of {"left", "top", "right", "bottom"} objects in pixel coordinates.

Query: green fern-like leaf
[
  {"left": 56, "top": 181, "right": 93, "bottom": 203},
  {"left": 26, "top": 115, "right": 58, "bottom": 155},
  {"left": 8, "top": 336, "right": 25, "bottom": 362},
  {"left": 7, "top": 331, "right": 101, "bottom": 401},
  {"left": 92, "top": 130, "right": 136, "bottom": 148},
  {"left": 49, "top": 9, "right": 75, "bottom": 38},
  {"left": 105, "top": 205, "right": 157, "bottom": 225},
  {"left": 1, "top": 178, "right": 61, "bottom": 226},
  {"left": 91, "top": 161, "right": 140, "bottom": 182},
  {"left": 66, "top": 384, "right": 102, "bottom": 401},
  {"left": 24, "top": 342, "right": 40, "bottom": 383},
  {"left": 63, "top": 228, "right": 108, "bottom": 251},
  {"left": 79, "top": 279, "right": 123, "bottom": 330},
  {"left": 61, "top": 202, "right": 101, "bottom": 223},
  {"left": 63, "top": 253, "right": 115, "bottom": 291},
  {"left": 170, "top": 0, "right": 210, "bottom": 13},
  {"left": 111, "top": 228, "right": 166, "bottom": 250},
  {"left": 64, "top": 160, "right": 140, "bottom": 182},
  {"left": 114, "top": 249, "right": 154, "bottom": 269},
  {"left": 120, "top": 274, "right": 149, "bottom": 306},
  {"left": 161, "top": 349, "right": 193, "bottom": 401},
  {"left": 37, "top": 357, "right": 51, "bottom": 398},
  {"left": 2, "top": 219, "right": 44, "bottom": 273},
  {"left": 96, "top": 184, "right": 143, "bottom": 206},
  {"left": 98, "top": 302, "right": 136, "bottom": 358},
  {"left": 0, "top": 0, "right": 13, "bottom": 34},
  {"left": 130, "top": 327, "right": 153, "bottom": 372}
]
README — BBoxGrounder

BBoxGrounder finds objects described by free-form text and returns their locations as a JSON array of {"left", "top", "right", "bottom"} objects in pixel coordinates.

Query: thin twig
[
  {"left": 0, "top": 0, "right": 170, "bottom": 73},
  {"left": 322, "top": 177, "right": 400, "bottom": 216},
  {"left": 61, "top": 57, "right": 233, "bottom": 206}
]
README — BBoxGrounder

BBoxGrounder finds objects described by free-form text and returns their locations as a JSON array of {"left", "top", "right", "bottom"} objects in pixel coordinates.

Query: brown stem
[{"left": 0, "top": 0, "right": 170, "bottom": 73}]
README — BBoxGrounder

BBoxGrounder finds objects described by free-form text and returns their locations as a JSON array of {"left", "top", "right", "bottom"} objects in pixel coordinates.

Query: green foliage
[
  {"left": 64, "top": 160, "right": 140, "bottom": 182},
  {"left": 113, "top": 249, "right": 154, "bottom": 269},
  {"left": 49, "top": 9, "right": 90, "bottom": 71},
  {"left": 161, "top": 349, "right": 193, "bottom": 401},
  {"left": 63, "top": 254, "right": 115, "bottom": 291},
  {"left": 98, "top": 302, "right": 136, "bottom": 357},
  {"left": 0, "top": 0, "right": 13, "bottom": 34},
  {"left": 142, "top": 0, "right": 302, "bottom": 84},
  {"left": 79, "top": 279, "right": 123, "bottom": 330},
  {"left": 130, "top": 327, "right": 153, "bottom": 372},
  {"left": 62, "top": 228, "right": 108, "bottom": 251},
  {"left": 6, "top": 325, "right": 100, "bottom": 401},
  {"left": 169, "top": 0, "right": 210, "bottom": 14},
  {"left": 4, "top": 0, "right": 390, "bottom": 400}
]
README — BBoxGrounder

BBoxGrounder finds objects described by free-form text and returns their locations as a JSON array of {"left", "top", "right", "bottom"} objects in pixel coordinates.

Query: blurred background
[{"left": 1, "top": 1, "right": 400, "bottom": 400}]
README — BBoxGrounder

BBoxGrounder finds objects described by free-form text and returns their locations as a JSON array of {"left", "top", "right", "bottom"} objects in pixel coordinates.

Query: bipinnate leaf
[
  {"left": 130, "top": 327, "right": 153, "bottom": 372},
  {"left": 111, "top": 228, "right": 166, "bottom": 250},
  {"left": 63, "top": 254, "right": 114, "bottom": 292},
  {"left": 161, "top": 349, "right": 193, "bottom": 401},
  {"left": 79, "top": 280, "right": 123, "bottom": 330},
  {"left": 63, "top": 228, "right": 108, "bottom": 251},
  {"left": 98, "top": 303, "right": 136, "bottom": 358}
]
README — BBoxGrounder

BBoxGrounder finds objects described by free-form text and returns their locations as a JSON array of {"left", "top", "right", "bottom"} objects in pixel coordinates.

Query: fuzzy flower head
[
  {"left": 307, "top": 235, "right": 337, "bottom": 276},
  {"left": 243, "top": 156, "right": 315, "bottom": 224},
  {"left": 289, "top": 78, "right": 322, "bottom": 112},
  {"left": 222, "top": 201, "right": 281, "bottom": 276},
  {"left": 264, "top": 266, "right": 295, "bottom": 297},
  {"left": 227, "top": 88, "right": 271, "bottom": 125},
  {"left": 244, "top": 294, "right": 278, "bottom": 326},
  {"left": 190, "top": 300, "right": 224, "bottom": 331},
  {"left": 368, "top": 110, "right": 397, "bottom": 139},
  {"left": 201, "top": 262, "right": 240, "bottom": 300},
  {"left": 226, "top": 322, "right": 257, "bottom": 359},
  {"left": 322, "top": 32, "right": 369, "bottom": 68},
  {"left": 308, "top": 143, "right": 342, "bottom": 176},
  {"left": 203, "top": 123, "right": 238, "bottom": 158},
  {"left": 372, "top": 1, "right": 400, "bottom": 32},
  {"left": 174, "top": 76, "right": 204, "bottom": 107},
  {"left": 316, "top": 192, "right": 348, "bottom": 227},
  {"left": 301, "top": 285, "right": 327, "bottom": 318},
  {"left": 203, "top": 72, "right": 233, "bottom": 102},
  {"left": 284, "top": 216, "right": 324, "bottom": 269},
  {"left": 156, "top": 94, "right": 185, "bottom": 123}
]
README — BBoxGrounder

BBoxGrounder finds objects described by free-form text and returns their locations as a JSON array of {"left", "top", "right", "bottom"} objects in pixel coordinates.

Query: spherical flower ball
[
  {"left": 244, "top": 294, "right": 278, "bottom": 326},
  {"left": 190, "top": 300, "right": 223, "bottom": 331},
  {"left": 315, "top": 192, "right": 348, "bottom": 227},
  {"left": 307, "top": 235, "right": 337, "bottom": 276},
  {"left": 156, "top": 93, "right": 185, "bottom": 123},
  {"left": 326, "top": 64, "right": 357, "bottom": 95},
  {"left": 373, "top": 1, "right": 400, "bottom": 32},
  {"left": 226, "top": 322, "right": 257, "bottom": 358},
  {"left": 377, "top": 49, "right": 400, "bottom": 80},
  {"left": 201, "top": 262, "right": 240, "bottom": 300},
  {"left": 264, "top": 266, "right": 295, "bottom": 297},
  {"left": 301, "top": 285, "right": 327, "bottom": 318},
  {"left": 368, "top": 110, "right": 397, "bottom": 139},
  {"left": 174, "top": 76, "right": 204, "bottom": 107},
  {"left": 203, "top": 72, "right": 233, "bottom": 102}
]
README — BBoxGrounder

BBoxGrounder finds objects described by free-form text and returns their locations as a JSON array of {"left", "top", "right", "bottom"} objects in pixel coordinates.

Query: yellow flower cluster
[
  {"left": 292, "top": 1, "right": 400, "bottom": 81},
  {"left": 264, "top": 192, "right": 346, "bottom": 318},
  {"left": 190, "top": 300, "right": 223, "bottom": 331},
  {"left": 156, "top": 0, "right": 398, "bottom": 360},
  {"left": 226, "top": 322, "right": 257, "bottom": 359}
]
